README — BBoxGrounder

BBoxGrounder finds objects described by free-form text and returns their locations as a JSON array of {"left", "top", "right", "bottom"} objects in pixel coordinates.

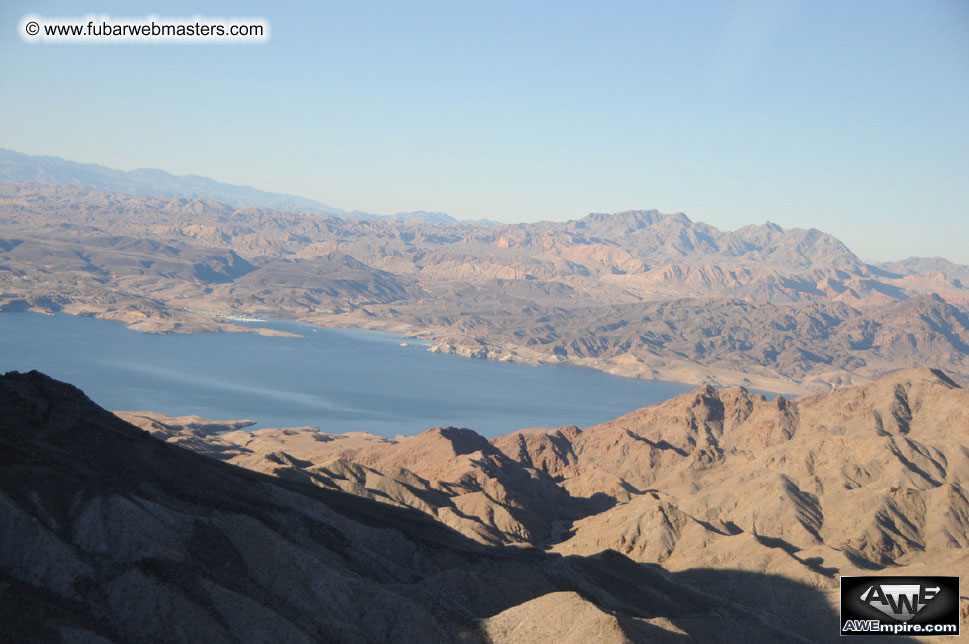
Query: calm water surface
[{"left": 0, "top": 312, "right": 695, "bottom": 438}]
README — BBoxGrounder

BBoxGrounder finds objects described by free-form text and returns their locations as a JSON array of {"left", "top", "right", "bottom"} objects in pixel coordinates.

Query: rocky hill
[
  {"left": 2, "top": 370, "right": 872, "bottom": 643},
  {"left": 125, "top": 368, "right": 969, "bottom": 638},
  {"left": 424, "top": 294, "right": 969, "bottom": 392}
]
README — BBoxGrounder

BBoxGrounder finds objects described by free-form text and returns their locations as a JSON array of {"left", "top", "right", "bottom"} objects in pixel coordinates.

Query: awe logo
[
  {"left": 841, "top": 576, "right": 960, "bottom": 637},
  {"left": 858, "top": 583, "right": 940, "bottom": 621}
]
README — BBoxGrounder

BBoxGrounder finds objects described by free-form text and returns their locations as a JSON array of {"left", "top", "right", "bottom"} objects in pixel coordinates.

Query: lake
[{"left": 0, "top": 312, "right": 695, "bottom": 438}]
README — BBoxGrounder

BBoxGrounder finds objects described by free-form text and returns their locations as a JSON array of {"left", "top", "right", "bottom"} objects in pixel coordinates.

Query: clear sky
[{"left": 1, "top": 1, "right": 967, "bottom": 262}]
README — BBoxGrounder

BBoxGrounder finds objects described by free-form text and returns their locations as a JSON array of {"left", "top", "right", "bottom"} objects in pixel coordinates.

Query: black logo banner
[{"left": 841, "top": 576, "right": 960, "bottom": 637}]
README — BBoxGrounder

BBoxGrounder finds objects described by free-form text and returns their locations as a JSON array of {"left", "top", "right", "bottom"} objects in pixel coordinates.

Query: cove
[{"left": 0, "top": 312, "right": 696, "bottom": 438}]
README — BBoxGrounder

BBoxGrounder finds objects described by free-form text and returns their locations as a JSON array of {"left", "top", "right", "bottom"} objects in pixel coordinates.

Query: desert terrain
[
  {"left": 2, "top": 175, "right": 969, "bottom": 394},
  {"left": 6, "top": 368, "right": 966, "bottom": 642},
  {"left": 3, "top": 151, "right": 968, "bottom": 641},
  {"left": 120, "top": 367, "right": 969, "bottom": 634}
]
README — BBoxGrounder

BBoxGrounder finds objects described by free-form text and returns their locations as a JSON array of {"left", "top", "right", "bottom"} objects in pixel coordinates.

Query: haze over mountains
[
  {"left": 0, "top": 148, "right": 344, "bottom": 216},
  {"left": 0, "top": 149, "right": 474, "bottom": 224},
  {"left": 2, "top": 151, "right": 968, "bottom": 392}
]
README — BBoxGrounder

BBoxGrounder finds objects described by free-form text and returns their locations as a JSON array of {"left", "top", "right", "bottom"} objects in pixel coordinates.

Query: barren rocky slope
[
  {"left": 1, "top": 370, "right": 864, "bottom": 643},
  {"left": 129, "top": 368, "right": 969, "bottom": 636},
  {"left": 3, "top": 181, "right": 969, "bottom": 391}
]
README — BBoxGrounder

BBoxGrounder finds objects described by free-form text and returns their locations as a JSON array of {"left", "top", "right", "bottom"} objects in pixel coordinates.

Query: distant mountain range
[
  {"left": 2, "top": 146, "right": 968, "bottom": 392},
  {"left": 0, "top": 148, "right": 492, "bottom": 225},
  {"left": 1, "top": 180, "right": 968, "bottom": 392},
  {"left": 0, "top": 148, "right": 344, "bottom": 215}
]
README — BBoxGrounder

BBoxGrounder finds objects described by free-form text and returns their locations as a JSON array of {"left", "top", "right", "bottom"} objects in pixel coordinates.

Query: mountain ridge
[
  {"left": 2, "top": 369, "right": 873, "bottom": 643},
  {"left": 112, "top": 366, "right": 969, "bottom": 639}
]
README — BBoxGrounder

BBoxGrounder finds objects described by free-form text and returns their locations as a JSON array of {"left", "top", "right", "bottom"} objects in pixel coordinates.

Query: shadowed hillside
[
  {"left": 123, "top": 368, "right": 969, "bottom": 640},
  {"left": 0, "top": 370, "right": 929, "bottom": 642}
]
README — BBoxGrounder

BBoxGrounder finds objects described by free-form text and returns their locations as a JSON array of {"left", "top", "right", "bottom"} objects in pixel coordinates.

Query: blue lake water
[{"left": 0, "top": 312, "right": 696, "bottom": 438}]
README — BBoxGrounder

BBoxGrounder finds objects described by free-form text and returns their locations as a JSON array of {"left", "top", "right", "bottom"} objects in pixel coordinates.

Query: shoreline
[
  {"left": 1, "top": 304, "right": 824, "bottom": 395},
  {"left": 7, "top": 305, "right": 965, "bottom": 418}
]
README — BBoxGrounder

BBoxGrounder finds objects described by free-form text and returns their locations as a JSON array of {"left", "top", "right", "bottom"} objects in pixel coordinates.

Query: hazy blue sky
[{"left": 2, "top": 1, "right": 967, "bottom": 262}]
